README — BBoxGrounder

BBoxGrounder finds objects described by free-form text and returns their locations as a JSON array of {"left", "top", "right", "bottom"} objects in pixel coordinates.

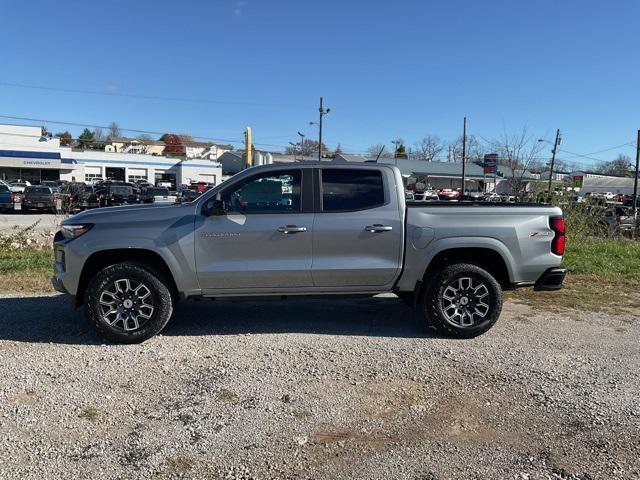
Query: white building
[
  {"left": 569, "top": 171, "right": 637, "bottom": 195},
  {"left": 0, "top": 124, "right": 222, "bottom": 188}
]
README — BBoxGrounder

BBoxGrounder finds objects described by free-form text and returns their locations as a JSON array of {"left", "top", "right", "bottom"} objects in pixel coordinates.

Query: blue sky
[{"left": 0, "top": 0, "right": 638, "bottom": 167}]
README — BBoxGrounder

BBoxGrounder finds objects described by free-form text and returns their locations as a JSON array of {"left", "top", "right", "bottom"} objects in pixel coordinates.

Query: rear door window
[{"left": 321, "top": 169, "right": 385, "bottom": 212}]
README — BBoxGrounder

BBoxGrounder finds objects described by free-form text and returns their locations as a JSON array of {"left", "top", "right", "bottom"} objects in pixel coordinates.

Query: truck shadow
[{"left": 0, "top": 294, "right": 437, "bottom": 345}]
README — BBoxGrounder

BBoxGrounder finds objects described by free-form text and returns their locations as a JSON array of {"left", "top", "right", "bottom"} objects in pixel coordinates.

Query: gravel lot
[
  {"left": 0, "top": 293, "right": 638, "bottom": 479},
  {"left": 0, "top": 213, "right": 63, "bottom": 234}
]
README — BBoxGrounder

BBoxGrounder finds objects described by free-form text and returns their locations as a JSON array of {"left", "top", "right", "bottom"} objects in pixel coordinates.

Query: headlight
[{"left": 60, "top": 224, "right": 93, "bottom": 240}]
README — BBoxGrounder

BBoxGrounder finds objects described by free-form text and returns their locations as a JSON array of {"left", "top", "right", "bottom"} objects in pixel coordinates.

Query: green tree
[{"left": 77, "top": 128, "right": 95, "bottom": 150}]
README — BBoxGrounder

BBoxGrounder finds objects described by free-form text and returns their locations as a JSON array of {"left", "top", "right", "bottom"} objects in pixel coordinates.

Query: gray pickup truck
[{"left": 52, "top": 163, "right": 566, "bottom": 343}]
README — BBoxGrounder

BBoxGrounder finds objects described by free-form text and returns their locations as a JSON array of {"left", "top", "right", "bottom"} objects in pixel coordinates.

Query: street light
[
  {"left": 297, "top": 131, "right": 305, "bottom": 160},
  {"left": 289, "top": 142, "right": 298, "bottom": 161},
  {"left": 391, "top": 140, "right": 401, "bottom": 165}
]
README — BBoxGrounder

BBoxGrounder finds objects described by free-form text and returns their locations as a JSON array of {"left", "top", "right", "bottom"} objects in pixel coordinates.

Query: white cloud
[{"left": 233, "top": 1, "right": 246, "bottom": 17}]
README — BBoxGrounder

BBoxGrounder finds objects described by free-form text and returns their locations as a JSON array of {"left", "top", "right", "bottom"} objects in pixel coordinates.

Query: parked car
[
  {"left": 438, "top": 189, "right": 460, "bottom": 200},
  {"left": 95, "top": 184, "right": 140, "bottom": 207},
  {"left": 484, "top": 192, "right": 502, "bottom": 202},
  {"left": 9, "top": 180, "right": 31, "bottom": 193},
  {"left": 0, "top": 183, "right": 14, "bottom": 212},
  {"left": 61, "top": 183, "right": 100, "bottom": 211},
  {"left": 412, "top": 190, "right": 439, "bottom": 201},
  {"left": 601, "top": 206, "right": 636, "bottom": 234},
  {"left": 53, "top": 163, "right": 566, "bottom": 343},
  {"left": 22, "top": 186, "right": 57, "bottom": 212},
  {"left": 176, "top": 189, "right": 200, "bottom": 203},
  {"left": 41, "top": 180, "right": 61, "bottom": 192},
  {"left": 189, "top": 181, "right": 214, "bottom": 193},
  {"left": 139, "top": 186, "right": 177, "bottom": 204}
]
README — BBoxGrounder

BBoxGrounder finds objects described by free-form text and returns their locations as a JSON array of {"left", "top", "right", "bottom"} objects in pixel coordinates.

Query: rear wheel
[
  {"left": 420, "top": 263, "right": 502, "bottom": 338},
  {"left": 85, "top": 263, "right": 173, "bottom": 343}
]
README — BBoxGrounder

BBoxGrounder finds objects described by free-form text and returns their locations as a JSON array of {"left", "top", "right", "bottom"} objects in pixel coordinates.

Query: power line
[
  {"left": 0, "top": 114, "right": 243, "bottom": 145},
  {"left": 0, "top": 81, "right": 309, "bottom": 109}
]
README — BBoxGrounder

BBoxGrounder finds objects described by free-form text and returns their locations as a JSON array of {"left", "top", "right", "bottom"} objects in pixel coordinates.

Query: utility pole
[
  {"left": 633, "top": 129, "right": 640, "bottom": 238},
  {"left": 547, "top": 128, "right": 561, "bottom": 193},
  {"left": 245, "top": 127, "right": 252, "bottom": 168},
  {"left": 318, "top": 97, "right": 330, "bottom": 161},
  {"left": 461, "top": 117, "right": 467, "bottom": 196}
]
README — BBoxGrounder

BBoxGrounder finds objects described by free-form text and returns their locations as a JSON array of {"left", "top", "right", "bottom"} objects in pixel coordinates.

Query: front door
[
  {"left": 195, "top": 168, "right": 314, "bottom": 291},
  {"left": 312, "top": 167, "right": 404, "bottom": 288}
]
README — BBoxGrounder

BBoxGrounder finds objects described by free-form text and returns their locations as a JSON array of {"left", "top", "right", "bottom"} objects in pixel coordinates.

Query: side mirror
[{"left": 204, "top": 199, "right": 225, "bottom": 216}]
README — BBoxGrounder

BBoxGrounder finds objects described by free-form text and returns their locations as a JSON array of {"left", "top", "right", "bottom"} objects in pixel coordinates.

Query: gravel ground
[
  {"left": 0, "top": 213, "right": 63, "bottom": 234},
  {"left": 0, "top": 293, "right": 639, "bottom": 479}
]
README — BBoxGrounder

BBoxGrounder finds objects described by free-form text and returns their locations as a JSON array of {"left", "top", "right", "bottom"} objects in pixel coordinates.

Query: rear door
[
  {"left": 312, "top": 167, "right": 404, "bottom": 288},
  {"left": 195, "top": 168, "right": 314, "bottom": 291}
]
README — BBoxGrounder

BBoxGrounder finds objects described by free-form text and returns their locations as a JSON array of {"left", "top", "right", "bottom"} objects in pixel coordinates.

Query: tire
[
  {"left": 85, "top": 263, "right": 174, "bottom": 343},
  {"left": 420, "top": 263, "right": 502, "bottom": 339}
]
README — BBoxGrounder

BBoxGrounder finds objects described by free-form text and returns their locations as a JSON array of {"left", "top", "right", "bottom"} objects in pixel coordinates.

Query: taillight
[
  {"left": 9, "top": 193, "right": 14, "bottom": 202},
  {"left": 550, "top": 216, "right": 566, "bottom": 256}
]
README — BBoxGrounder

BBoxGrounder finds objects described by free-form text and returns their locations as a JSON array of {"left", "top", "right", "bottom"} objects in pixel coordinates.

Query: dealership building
[{"left": 0, "top": 124, "right": 222, "bottom": 187}]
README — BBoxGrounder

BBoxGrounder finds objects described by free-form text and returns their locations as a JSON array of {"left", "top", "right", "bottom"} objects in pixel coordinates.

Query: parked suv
[
  {"left": 0, "top": 183, "right": 14, "bottom": 212},
  {"left": 61, "top": 183, "right": 100, "bottom": 211},
  {"left": 139, "top": 186, "right": 177, "bottom": 204},
  {"left": 96, "top": 184, "right": 139, "bottom": 207},
  {"left": 22, "top": 186, "right": 57, "bottom": 212}
]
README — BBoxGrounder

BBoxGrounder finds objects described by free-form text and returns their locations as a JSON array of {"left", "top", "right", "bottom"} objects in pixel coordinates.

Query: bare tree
[
  {"left": 491, "top": 128, "right": 544, "bottom": 198},
  {"left": 135, "top": 134, "right": 154, "bottom": 142},
  {"left": 596, "top": 154, "right": 633, "bottom": 177},
  {"left": 448, "top": 134, "right": 484, "bottom": 162},
  {"left": 93, "top": 127, "right": 106, "bottom": 150},
  {"left": 414, "top": 135, "right": 444, "bottom": 161},
  {"left": 285, "top": 139, "right": 326, "bottom": 157},
  {"left": 366, "top": 144, "right": 386, "bottom": 159},
  {"left": 107, "top": 122, "right": 121, "bottom": 139}
]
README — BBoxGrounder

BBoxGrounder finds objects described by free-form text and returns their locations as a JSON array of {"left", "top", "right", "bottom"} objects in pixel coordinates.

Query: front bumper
[
  {"left": 51, "top": 274, "right": 68, "bottom": 294},
  {"left": 534, "top": 267, "right": 567, "bottom": 291}
]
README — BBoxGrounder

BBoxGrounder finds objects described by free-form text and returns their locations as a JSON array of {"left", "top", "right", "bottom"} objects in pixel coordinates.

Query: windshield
[
  {"left": 25, "top": 187, "right": 51, "bottom": 194},
  {"left": 111, "top": 186, "right": 133, "bottom": 195},
  {"left": 147, "top": 187, "right": 169, "bottom": 196}
]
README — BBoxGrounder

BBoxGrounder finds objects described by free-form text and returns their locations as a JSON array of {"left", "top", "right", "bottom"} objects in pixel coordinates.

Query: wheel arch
[
  {"left": 75, "top": 249, "right": 180, "bottom": 307},
  {"left": 421, "top": 246, "right": 512, "bottom": 290}
]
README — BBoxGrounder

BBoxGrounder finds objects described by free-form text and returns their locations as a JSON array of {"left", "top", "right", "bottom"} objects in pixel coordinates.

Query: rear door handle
[
  {"left": 365, "top": 224, "right": 393, "bottom": 232},
  {"left": 278, "top": 225, "right": 307, "bottom": 234}
]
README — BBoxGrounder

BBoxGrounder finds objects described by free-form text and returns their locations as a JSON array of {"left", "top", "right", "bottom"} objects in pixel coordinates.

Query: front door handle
[
  {"left": 278, "top": 225, "right": 307, "bottom": 234},
  {"left": 365, "top": 224, "right": 393, "bottom": 232}
]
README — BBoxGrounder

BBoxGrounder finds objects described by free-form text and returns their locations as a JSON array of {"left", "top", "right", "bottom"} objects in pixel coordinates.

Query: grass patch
[
  {"left": 162, "top": 455, "right": 194, "bottom": 475},
  {"left": 216, "top": 389, "right": 238, "bottom": 403},
  {"left": 292, "top": 409, "right": 313, "bottom": 419},
  {"left": 563, "top": 238, "right": 640, "bottom": 280},
  {"left": 508, "top": 273, "right": 640, "bottom": 315},
  {"left": 0, "top": 248, "right": 53, "bottom": 274},
  {"left": 78, "top": 407, "right": 100, "bottom": 421},
  {"left": 0, "top": 248, "right": 54, "bottom": 293}
]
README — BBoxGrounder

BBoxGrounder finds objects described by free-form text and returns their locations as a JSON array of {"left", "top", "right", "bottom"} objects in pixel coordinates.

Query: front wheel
[
  {"left": 85, "top": 263, "right": 174, "bottom": 343},
  {"left": 420, "top": 263, "right": 502, "bottom": 338}
]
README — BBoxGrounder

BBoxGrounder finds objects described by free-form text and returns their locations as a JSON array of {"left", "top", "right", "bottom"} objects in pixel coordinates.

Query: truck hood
[{"left": 61, "top": 202, "right": 186, "bottom": 225}]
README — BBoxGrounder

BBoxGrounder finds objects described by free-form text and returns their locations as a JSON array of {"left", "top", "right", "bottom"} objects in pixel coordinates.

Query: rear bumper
[{"left": 534, "top": 267, "right": 566, "bottom": 291}]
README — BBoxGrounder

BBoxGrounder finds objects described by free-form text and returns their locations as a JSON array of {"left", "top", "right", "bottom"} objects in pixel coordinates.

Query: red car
[{"left": 438, "top": 189, "right": 461, "bottom": 200}]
